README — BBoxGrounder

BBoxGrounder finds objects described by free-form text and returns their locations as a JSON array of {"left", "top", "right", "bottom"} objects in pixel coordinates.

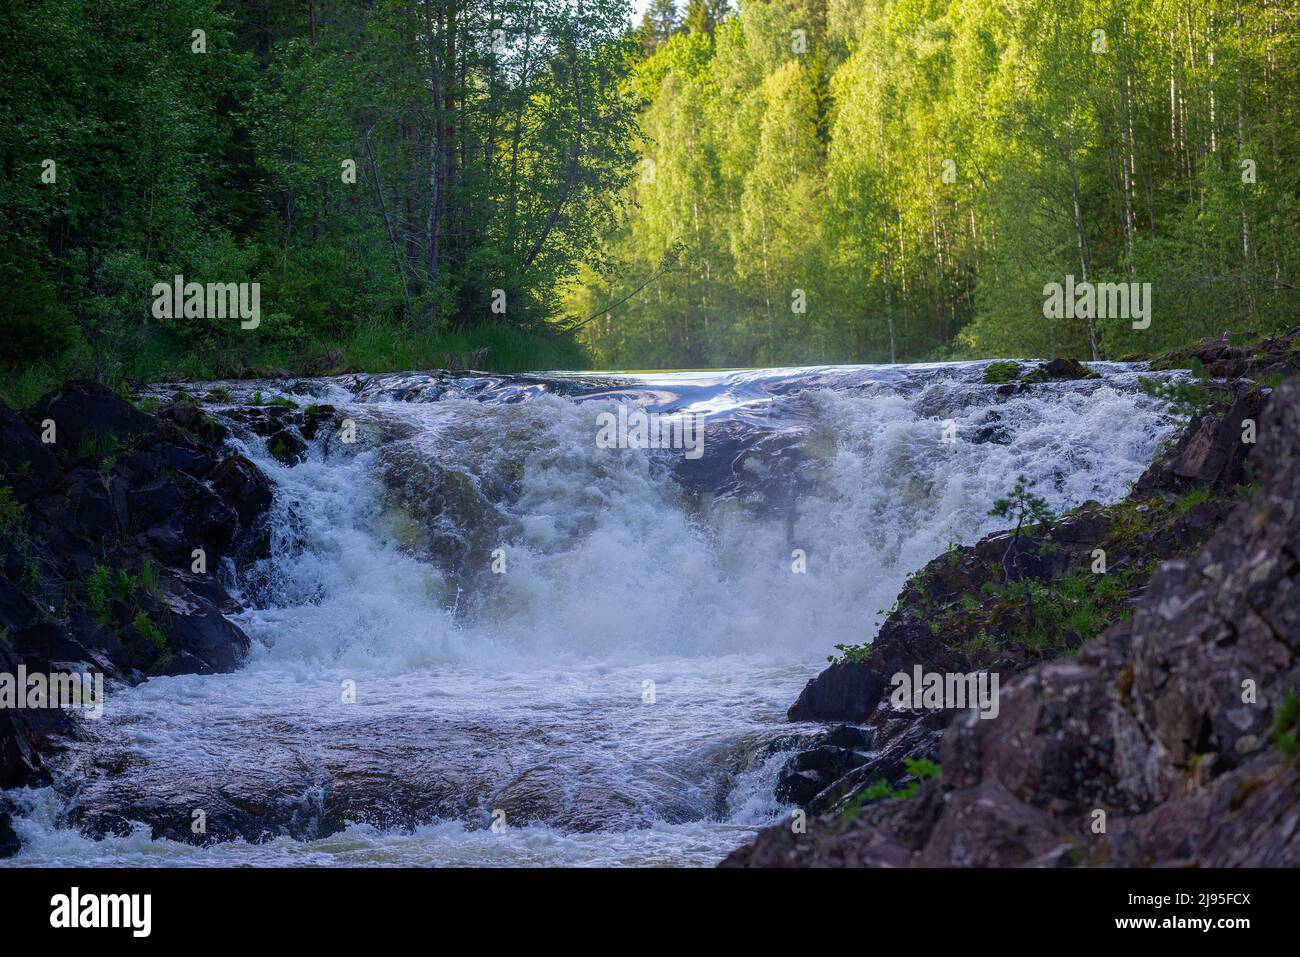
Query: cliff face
[{"left": 727, "top": 368, "right": 1300, "bottom": 867}]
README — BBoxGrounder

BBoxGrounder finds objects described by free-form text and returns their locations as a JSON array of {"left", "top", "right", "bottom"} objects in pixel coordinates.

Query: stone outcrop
[
  {"left": 725, "top": 374, "right": 1300, "bottom": 867},
  {"left": 0, "top": 380, "right": 275, "bottom": 840}
]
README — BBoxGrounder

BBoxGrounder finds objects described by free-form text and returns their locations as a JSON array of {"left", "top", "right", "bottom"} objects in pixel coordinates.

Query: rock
[
  {"left": 152, "top": 578, "right": 251, "bottom": 673},
  {"left": 1135, "top": 389, "right": 1262, "bottom": 493},
  {"left": 0, "top": 401, "right": 59, "bottom": 502},
  {"left": 776, "top": 745, "right": 871, "bottom": 805},
  {"left": 788, "top": 662, "right": 882, "bottom": 723},
  {"left": 970, "top": 410, "right": 1011, "bottom": 445},
  {"left": 159, "top": 442, "right": 216, "bottom": 477},
  {"left": 33, "top": 380, "right": 153, "bottom": 454},
  {"left": 266, "top": 428, "right": 308, "bottom": 466},
  {"left": 208, "top": 454, "right": 274, "bottom": 524},
  {"left": 299, "top": 404, "right": 337, "bottom": 441},
  {"left": 0, "top": 378, "right": 280, "bottom": 789},
  {"left": 157, "top": 401, "right": 227, "bottom": 444},
  {"left": 729, "top": 375, "right": 1300, "bottom": 867},
  {"left": 1022, "top": 357, "right": 1099, "bottom": 382}
]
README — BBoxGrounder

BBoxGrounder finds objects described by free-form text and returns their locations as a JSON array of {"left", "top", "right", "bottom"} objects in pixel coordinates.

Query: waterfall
[{"left": 3, "top": 361, "right": 1180, "bottom": 866}]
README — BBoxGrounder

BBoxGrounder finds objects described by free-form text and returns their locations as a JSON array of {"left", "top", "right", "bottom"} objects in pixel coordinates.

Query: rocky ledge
[
  {"left": 726, "top": 340, "right": 1300, "bottom": 867},
  {"left": 0, "top": 381, "right": 276, "bottom": 853}
]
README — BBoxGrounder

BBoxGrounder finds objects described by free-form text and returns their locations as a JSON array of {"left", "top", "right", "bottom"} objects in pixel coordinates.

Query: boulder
[
  {"left": 0, "top": 401, "right": 59, "bottom": 502},
  {"left": 266, "top": 428, "right": 308, "bottom": 466},
  {"left": 208, "top": 454, "right": 274, "bottom": 524},
  {"left": 788, "top": 661, "right": 881, "bottom": 723},
  {"left": 33, "top": 380, "right": 153, "bottom": 453},
  {"left": 1022, "top": 357, "right": 1099, "bottom": 382}
]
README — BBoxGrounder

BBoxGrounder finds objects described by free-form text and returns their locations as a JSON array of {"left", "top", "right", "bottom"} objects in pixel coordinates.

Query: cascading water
[{"left": 4, "top": 361, "right": 1181, "bottom": 866}]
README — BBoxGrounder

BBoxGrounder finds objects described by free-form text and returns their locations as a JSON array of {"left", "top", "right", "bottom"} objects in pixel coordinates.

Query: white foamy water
[{"left": 4, "top": 361, "right": 1180, "bottom": 866}]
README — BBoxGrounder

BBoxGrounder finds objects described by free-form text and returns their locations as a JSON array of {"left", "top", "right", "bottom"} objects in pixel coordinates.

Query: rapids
[{"left": 3, "top": 361, "right": 1181, "bottom": 866}]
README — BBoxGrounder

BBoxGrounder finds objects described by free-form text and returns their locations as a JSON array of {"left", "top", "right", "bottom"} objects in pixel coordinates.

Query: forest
[
  {"left": 577, "top": 0, "right": 1300, "bottom": 367},
  {"left": 3, "top": 0, "right": 1299, "bottom": 393}
]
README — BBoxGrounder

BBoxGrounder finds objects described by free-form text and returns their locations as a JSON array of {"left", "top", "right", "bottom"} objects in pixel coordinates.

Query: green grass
[
  {"left": 839, "top": 757, "right": 941, "bottom": 825},
  {"left": 133, "top": 611, "right": 167, "bottom": 651},
  {"left": 1175, "top": 487, "right": 1214, "bottom": 514},
  {"left": 339, "top": 319, "right": 587, "bottom": 373},
  {"left": 86, "top": 564, "right": 113, "bottom": 623},
  {"left": 139, "top": 558, "right": 161, "bottom": 599}
]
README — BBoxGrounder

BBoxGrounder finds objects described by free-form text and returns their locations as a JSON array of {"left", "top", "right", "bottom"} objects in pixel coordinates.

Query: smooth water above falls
[{"left": 6, "top": 361, "right": 1182, "bottom": 866}]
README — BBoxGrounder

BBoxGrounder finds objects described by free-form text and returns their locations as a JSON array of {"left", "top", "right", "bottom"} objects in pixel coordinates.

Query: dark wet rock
[
  {"left": 1022, "top": 357, "right": 1100, "bottom": 382},
  {"left": 773, "top": 724, "right": 876, "bottom": 806},
  {"left": 266, "top": 428, "right": 308, "bottom": 466},
  {"left": 1150, "top": 326, "right": 1300, "bottom": 380},
  {"left": 789, "top": 662, "right": 882, "bottom": 723},
  {"left": 0, "top": 384, "right": 280, "bottom": 788},
  {"left": 208, "top": 454, "right": 274, "bottom": 524},
  {"left": 34, "top": 380, "right": 153, "bottom": 455},
  {"left": 970, "top": 409, "right": 1011, "bottom": 445},
  {"left": 149, "top": 577, "right": 251, "bottom": 674},
  {"left": 776, "top": 745, "right": 872, "bottom": 805},
  {"left": 0, "top": 402, "right": 58, "bottom": 502},
  {"left": 726, "top": 374, "right": 1300, "bottom": 867},
  {"left": 299, "top": 404, "right": 337, "bottom": 441},
  {"left": 1135, "top": 389, "right": 1263, "bottom": 493}
]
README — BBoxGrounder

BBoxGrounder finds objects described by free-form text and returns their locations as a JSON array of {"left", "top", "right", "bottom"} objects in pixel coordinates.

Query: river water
[{"left": 4, "top": 361, "right": 1179, "bottom": 866}]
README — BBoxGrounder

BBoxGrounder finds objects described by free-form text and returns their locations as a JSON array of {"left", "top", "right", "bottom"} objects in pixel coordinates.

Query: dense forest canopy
[
  {"left": 577, "top": 0, "right": 1300, "bottom": 368},
  {"left": 0, "top": 0, "right": 637, "bottom": 388},
  {"left": 1, "top": 0, "right": 1298, "bottom": 388}
]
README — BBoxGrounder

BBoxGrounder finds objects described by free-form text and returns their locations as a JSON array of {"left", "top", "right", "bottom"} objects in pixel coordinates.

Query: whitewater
[{"left": 3, "top": 361, "right": 1180, "bottom": 866}]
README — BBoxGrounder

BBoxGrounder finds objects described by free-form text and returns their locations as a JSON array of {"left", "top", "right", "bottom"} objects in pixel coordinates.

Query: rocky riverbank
[
  {"left": 725, "top": 334, "right": 1300, "bottom": 866},
  {"left": 0, "top": 381, "right": 281, "bottom": 854}
]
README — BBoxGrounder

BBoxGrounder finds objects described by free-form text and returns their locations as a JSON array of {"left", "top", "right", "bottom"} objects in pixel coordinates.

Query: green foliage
[
  {"left": 0, "top": 245, "right": 79, "bottom": 364},
  {"left": 840, "top": 757, "right": 941, "bottom": 824},
  {"left": 983, "top": 361, "right": 1022, "bottom": 384},
  {"left": 139, "top": 559, "right": 161, "bottom": 599},
  {"left": 21, "top": 557, "right": 42, "bottom": 593},
  {"left": 1272, "top": 691, "right": 1300, "bottom": 761},
  {"left": 114, "top": 568, "right": 138, "bottom": 605},
  {"left": 1, "top": 0, "right": 635, "bottom": 381},
  {"left": 1175, "top": 487, "right": 1214, "bottom": 514},
  {"left": 6, "top": 0, "right": 1298, "bottom": 378},
  {"left": 990, "top": 475, "right": 1055, "bottom": 546},
  {"left": 86, "top": 565, "right": 112, "bottom": 623},
  {"left": 829, "top": 641, "right": 872, "bottom": 665},
  {"left": 1139, "top": 376, "right": 1221, "bottom": 417},
  {"left": 0, "top": 484, "right": 24, "bottom": 538},
  {"left": 576, "top": 0, "right": 1300, "bottom": 368},
  {"left": 133, "top": 611, "right": 167, "bottom": 651}
]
